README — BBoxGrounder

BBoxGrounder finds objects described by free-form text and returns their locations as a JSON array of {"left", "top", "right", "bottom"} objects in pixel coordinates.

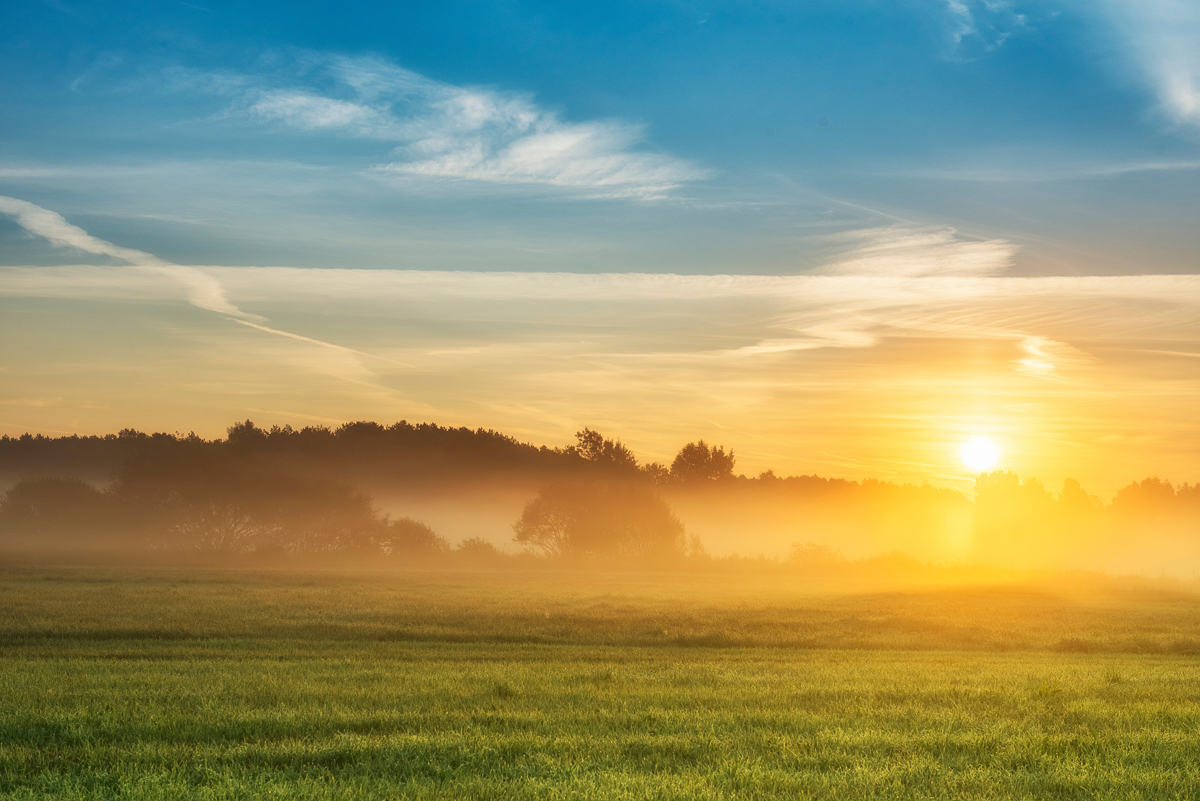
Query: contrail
[
  {"left": 0, "top": 195, "right": 410, "bottom": 367},
  {"left": 0, "top": 195, "right": 252, "bottom": 319},
  {"left": 230, "top": 318, "right": 414, "bottom": 368}
]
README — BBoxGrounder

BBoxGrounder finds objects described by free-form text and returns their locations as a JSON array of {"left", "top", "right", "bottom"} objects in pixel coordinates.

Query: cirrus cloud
[
  {"left": 239, "top": 55, "right": 709, "bottom": 200},
  {"left": 815, "top": 225, "right": 1019, "bottom": 278}
]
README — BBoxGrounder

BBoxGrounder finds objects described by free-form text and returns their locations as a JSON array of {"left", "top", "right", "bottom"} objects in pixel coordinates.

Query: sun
[{"left": 960, "top": 436, "right": 1000, "bottom": 472}]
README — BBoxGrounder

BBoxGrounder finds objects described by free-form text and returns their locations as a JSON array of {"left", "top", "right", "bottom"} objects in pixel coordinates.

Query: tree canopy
[
  {"left": 513, "top": 480, "right": 686, "bottom": 562},
  {"left": 670, "top": 441, "right": 735, "bottom": 483}
]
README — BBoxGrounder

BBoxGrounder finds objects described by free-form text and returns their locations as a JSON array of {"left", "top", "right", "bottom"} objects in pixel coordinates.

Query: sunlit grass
[
  {"left": 3, "top": 567, "right": 1200, "bottom": 654},
  {"left": 2, "top": 568, "right": 1200, "bottom": 799}
]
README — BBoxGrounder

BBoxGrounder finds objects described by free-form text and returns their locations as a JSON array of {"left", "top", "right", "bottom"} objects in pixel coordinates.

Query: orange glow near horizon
[{"left": 0, "top": 264, "right": 1198, "bottom": 498}]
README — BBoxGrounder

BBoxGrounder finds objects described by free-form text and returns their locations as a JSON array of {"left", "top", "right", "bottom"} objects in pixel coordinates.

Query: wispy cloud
[
  {"left": 0, "top": 195, "right": 163, "bottom": 266},
  {"left": 1014, "top": 336, "right": 1090, "bottom": 377},
  {"left": 941, "top": 0, "right": 1030, "bottom": 58},
  {"left": 0, "top": 196, "right": 425, "bottom": 391},
  {"left": 6, "top": 262, "right": 1196, "bottom": 371},
  {"left": 1100, "top": 0, "right": 1200, "bottom": 132},
  {"left": 236, "top": 55, "right": 707, "bottom": 199},
  {"left": 815, "top": 225, "right": 1018, "bottom": 278},
  {"left": 0, "top": 195, "right": 247, "bottom": 318},
  {"left": 250, "top": 90, "right": 404, "bottom": 138},
  {"left": 6, "top": 199, "right": 1187, "bottom": 383}
]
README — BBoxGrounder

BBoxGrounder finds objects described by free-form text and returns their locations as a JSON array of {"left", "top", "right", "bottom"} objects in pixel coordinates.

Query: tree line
[
  {"left": 1, "top": 420, "right": 1197, "bottom": 568},
  {"left": 0, "top": 421, "right": 737, "bottom": 488},
  {"left": 0, "top": 423, "right": 738, "bottom": 564}
]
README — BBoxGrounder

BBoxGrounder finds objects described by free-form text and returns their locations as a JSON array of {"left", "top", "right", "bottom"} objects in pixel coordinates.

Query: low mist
[{"left": 1, "top": 421, "right": 1197, "bottom": 578}]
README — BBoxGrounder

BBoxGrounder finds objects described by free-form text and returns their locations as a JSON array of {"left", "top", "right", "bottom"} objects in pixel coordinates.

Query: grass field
[{"left": 2, "top": 567, "right": 1200, "bottom": 799}]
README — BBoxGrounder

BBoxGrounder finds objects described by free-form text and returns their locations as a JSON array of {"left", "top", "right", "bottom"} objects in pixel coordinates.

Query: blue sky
[
  {"left": 4, "top": 0, "right": 1199, "bottom": 272},
  {"left": 1, "top": 1, "right": 1199, "bottom": 495}
]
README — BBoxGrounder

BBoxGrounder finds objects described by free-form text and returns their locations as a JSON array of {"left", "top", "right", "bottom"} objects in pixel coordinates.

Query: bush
[
  {"left": 384, "top": 517, "right": 450, "bottom": 559},
  {"left": 513, "top": 480, "right": 685, "bottom": 562}
]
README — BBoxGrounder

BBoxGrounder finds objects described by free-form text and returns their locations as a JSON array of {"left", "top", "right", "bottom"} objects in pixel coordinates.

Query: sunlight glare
[{"left": 960, "top": 436, "right": 1000, "bottom": 472}]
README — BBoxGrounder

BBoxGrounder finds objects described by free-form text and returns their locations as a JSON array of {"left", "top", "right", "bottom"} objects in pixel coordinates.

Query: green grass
[{"left": 2, "top": 567, "right": 1200, "bottom": 799}]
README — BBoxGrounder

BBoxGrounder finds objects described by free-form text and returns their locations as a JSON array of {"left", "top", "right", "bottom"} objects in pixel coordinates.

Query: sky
[{"left": 1, "top": 0, "right": 1199, "bottom": 497}]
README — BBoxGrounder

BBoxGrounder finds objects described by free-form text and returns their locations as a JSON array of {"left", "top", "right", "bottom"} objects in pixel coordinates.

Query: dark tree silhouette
[
  {"left": 382, "top": 517, "right": 449, "bottom": 558},
  {"left": 1112, "top": 477, "right": 1176, "bottom": 516},
  {"left": 7, "top": 418, "right": 1195, "bottom": 572},
  {"left": 0, "top": 477, "right": 112, "bottom": 542},
  {"left": 456, "top": 536, "right": 504, "bottom": 564},
  {"left": 670, "top": 441, "right": 735, "bottom": 483},
  {"left": 568, "top": 428, "right": 639, "bottom": 473},
  {"left": 639, "top": 461, "right": 670, "bottom": 485},
  {"left": 166, "top": 502, "right": 262, "bottom": 554},
  {"left": 111, "top": 449, "right": 384, "bottom": 556},
  {"left": 1058, "top": 478, "right": 1101, "bottom": 515},
  {"left": 513, "top": 480, "right": 685, "bottom": 561},
  {"left": 225, "top": 419, "right": 269, "bottom": 449}
]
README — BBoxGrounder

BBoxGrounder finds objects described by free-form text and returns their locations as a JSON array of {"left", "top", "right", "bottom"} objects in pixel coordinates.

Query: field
[{"left": 3, "top": 568, "right": 1200, "bottom": 799}]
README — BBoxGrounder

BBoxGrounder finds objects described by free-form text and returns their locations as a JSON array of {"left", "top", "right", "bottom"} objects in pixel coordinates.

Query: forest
[{"left": 1, "top": 421, "right": 1197, "bottom": 571}]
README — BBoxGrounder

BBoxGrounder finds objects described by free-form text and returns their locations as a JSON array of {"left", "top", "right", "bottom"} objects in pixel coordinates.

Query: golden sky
[{"left": 2, "top": 197, "right": 1197, "bottom": 498}]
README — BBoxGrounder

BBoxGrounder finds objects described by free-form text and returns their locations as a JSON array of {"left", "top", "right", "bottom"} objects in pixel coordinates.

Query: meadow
[{"left": 2, "top": 567, "right": 1200, "bottom": 799}]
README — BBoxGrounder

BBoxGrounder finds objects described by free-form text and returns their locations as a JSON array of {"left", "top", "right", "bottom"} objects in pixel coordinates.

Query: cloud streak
[
  {"left": 0, "top": 195, "right": 248, "bottom": 319},
  {"left": 5, "top": 263, "right": 1197, "bottom": 371},
  {"left": 815, "top": 225, "right": 1018, "bottom": 278},
  {"left": 3, "top": 191, "right": 1188, "bottom": 378},
  {"left": 0, "top": 196, "right": 433, "bottom": 395},
  {"left": 239, "top": 55, "right": 708, "bottom": 199}
]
